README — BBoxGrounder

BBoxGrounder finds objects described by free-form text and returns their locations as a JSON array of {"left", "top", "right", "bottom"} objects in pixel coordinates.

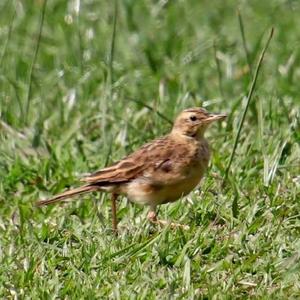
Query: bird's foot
[
  {"left": 155, "top": 219, "right": 190, "bottom": 230},
  {"left": 147, "top": 211, "right": 189, "bottom": 230}
]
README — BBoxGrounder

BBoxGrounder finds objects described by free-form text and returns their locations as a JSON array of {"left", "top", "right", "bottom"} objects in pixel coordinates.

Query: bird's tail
[{"left": 36, "top": 184, "right": 98, "bottom": 207}]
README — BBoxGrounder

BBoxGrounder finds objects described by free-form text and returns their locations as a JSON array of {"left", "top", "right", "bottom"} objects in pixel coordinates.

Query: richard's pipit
[{"left": 37, "top": 107, "right": 226, "bottom": 231}]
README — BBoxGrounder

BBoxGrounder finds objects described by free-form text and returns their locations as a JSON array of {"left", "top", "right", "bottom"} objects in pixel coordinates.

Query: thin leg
[
  {"left": 147, "top": 205, "right": 157, "bottom": 222},
  {"left": 147, "top": 205, "right": 189, "bottom": 230},
  {"left": 111, "top": 193, "right": 118, "bottom": 233}
]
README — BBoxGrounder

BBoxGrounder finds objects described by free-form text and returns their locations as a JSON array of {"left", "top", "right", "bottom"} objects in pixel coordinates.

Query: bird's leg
[
  {"left": 147, "top": 206, "right": 158, "bottom": 222},
  {"left": 111, "top": 193, "right": 118, "bottom": 234},
  {"left": 147, "top": 206, "right": 189, "bottom": 230}
]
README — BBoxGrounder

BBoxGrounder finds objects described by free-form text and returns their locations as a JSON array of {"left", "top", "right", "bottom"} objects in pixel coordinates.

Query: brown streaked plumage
[{"left": 36, "top": 107, "right": 226, "bottom": 232}]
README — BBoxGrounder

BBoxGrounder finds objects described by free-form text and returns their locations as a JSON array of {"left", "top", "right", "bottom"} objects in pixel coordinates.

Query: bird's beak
[{"left": 204, "top": 113, "right": 227, "bottom": 123}]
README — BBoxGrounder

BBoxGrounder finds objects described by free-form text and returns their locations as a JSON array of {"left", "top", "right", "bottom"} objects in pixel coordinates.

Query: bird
[{"left": 36, "top": 107, "right": 226, "bottom": 232}]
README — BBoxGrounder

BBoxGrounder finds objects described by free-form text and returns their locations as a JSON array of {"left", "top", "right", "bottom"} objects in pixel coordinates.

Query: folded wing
[{"left": 81, "top": 136, "right": 192, "bottom": 186}]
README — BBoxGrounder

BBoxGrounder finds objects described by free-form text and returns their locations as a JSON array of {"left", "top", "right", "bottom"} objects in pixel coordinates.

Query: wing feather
[
  {"left": 81, "top": 138, "right": 166, "bottom": 184},
  {"left": 80, "top": 136, "right": 194, "bottom": 186}
]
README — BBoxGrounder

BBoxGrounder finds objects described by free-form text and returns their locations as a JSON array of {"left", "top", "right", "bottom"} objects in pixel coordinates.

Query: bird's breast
[
  {"left": 118, "top": 138, "right": 211, "bottom": 207},
  {"left": 120, "top": 160, "right": 207, "bottom": 206},
  {"left": 121, "top": 174, "right": 204, "bottom": 206}
]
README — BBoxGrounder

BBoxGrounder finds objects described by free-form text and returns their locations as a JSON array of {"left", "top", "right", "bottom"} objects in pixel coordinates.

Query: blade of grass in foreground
[
  {"left": 91, "top": 232, "right": 162, "bottom": 269},
  {"left": 223, "top": 27, "right": 274, "bottom": 184}
]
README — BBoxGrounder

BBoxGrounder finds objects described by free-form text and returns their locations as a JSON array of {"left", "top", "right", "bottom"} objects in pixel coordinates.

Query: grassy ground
[{"left": 0, "top": 0, "right": 300, "bottom": 298}]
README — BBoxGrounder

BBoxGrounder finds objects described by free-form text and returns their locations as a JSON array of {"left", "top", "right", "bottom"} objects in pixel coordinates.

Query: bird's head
[{"left": 171, "top": 107, "right": 227, "bottom": 138}]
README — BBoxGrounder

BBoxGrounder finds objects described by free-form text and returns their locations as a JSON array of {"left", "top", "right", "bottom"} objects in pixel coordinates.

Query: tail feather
[{"left": 36, "top": 185, "right": 98, "bottom": 207}]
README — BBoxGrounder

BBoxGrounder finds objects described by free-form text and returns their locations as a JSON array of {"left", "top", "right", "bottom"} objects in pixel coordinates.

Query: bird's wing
[
  {"left": 81, "top": 136, "right": 192, "bottom": 186},
  {"left": 81, "top": 137, "right": 170, "bottom": 184},
  {"left": 141, "top": 141, "right": 193, "bottom": 185}
]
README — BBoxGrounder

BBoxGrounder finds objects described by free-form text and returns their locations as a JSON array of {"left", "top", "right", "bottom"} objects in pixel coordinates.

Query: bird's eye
[{"left": 190, "top": 116, "right": 197, "bottom": 121}]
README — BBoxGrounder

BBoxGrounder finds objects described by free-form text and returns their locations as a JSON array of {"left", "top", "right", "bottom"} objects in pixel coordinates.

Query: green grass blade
[
  {"left": 237, "top": 9, "right": 253, "bottom": 77},
  {"left": 24, "top": 0, "right": 47, "bottom": 124},
  {"left": 223, "top": 27, "right": 274, "bottom": 183},
  {"left": 213, "top": 40, "right": 224, "bottom": 99},
  {"left": 109, "top": 0, "right": 118, "bottom": 90}
]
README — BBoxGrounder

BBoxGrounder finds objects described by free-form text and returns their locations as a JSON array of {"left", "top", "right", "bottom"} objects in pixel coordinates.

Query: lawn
[{"left": 0, "top": 0, "right": 299, "bottom": 298}]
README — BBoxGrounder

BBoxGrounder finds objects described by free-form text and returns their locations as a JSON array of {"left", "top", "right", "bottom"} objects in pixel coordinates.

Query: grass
[
  {"left": 223, "top": 27, "right": 274, "bottom": 183},
  {"left": 0, "top": 0, "right": 299, "bottom": 298}
]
